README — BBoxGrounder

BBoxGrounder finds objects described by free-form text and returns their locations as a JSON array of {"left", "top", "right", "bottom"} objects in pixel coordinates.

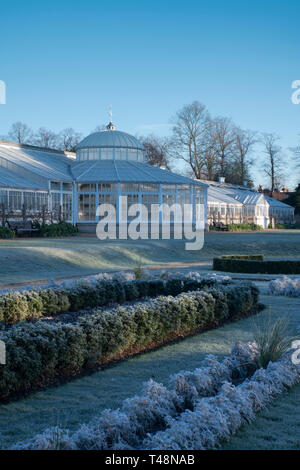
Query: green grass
[
  {"left": 0, "top": 231, "right": 300, "bottom": 284},
  {"left": 0, "top": 283, "right": 299, "bottom": 449}
]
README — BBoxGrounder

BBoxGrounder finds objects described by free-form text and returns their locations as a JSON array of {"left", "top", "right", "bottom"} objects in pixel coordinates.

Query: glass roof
[{"left": 76, "top": 130, "right": 144, "bottom": 150}]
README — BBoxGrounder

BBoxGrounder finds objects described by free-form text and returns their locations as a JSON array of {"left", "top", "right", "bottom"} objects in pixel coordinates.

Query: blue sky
[{"left": 0, "top": 0, "right": 299, "bottom": 187}]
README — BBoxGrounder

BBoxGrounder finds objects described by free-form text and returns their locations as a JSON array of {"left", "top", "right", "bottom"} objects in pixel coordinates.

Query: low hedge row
[
  {"left": 0, "top": 278, "right": 224, "bottom": 325},
  {"left": 221, "top": 254, "right": 264, "bottom": 261},
  {"left": 0, "top": 227, "right": 15, "bottom": 239},
  {"left": 213, "top": 257, "right": 300, "bottom": 274},
  {"left": 227, "top": 223, "right": 263, "bottom": 232},
  {"left": 34, "top": 222, "right": 79, "bottom": 237},
  {"left": 0, "top": 281, "right": 259, "bottom": 401}
]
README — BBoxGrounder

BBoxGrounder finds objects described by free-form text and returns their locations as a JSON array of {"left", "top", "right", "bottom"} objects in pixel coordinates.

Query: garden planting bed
[
  {"left": 0, "top": 271, "right": 230, "bottom": 325},
  {"left": 0, "top": 276, "right": 260, "bottom": 403},
  {"left": 13, "top": 341, "right": 300, "bottom": 450}
]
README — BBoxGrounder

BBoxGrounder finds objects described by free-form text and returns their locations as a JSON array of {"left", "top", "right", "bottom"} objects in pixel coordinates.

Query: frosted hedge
[
  {"left": 0, "top": 281, "right": 258, "bottom": 401},
  {"left": 13, "top": 342, "right": 259, "bottom": 450},
  {"left": 0, "top": 272, "right": 231, "bottom": 325},
  {"left": 15, "top": 342, "right": 300, "bottom": 450}
]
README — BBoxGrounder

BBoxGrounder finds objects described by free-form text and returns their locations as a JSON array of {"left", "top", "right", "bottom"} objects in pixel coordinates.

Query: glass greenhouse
[{"left": 0, "top": 122, "right": 208, "bottom": 233}]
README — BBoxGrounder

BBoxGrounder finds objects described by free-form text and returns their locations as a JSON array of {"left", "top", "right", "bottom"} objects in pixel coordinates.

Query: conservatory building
[
  {"left": 0, "top": 122, "right": 208, "bottom": 233},
  {"left": 203, "top": 179, "right": 294, "bottom": 228}
]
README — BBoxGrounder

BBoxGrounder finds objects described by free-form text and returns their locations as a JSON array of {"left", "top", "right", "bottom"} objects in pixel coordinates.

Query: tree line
[
  {"left": 2, "top": 101, "right": 299, "bottom": 192},
  {"left": 142, "top": 101, "right": 299, "bottom": 193}
]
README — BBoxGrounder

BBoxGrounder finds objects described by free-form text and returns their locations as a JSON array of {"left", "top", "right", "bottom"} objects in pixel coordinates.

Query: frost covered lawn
[
  {"left": 223, "top": 383, "right": 300, "bottom": 449},
  {"left": 0, "top": 283, "right": 299, "bottom": 449},
  {"left": 1, "top": 230, "right": 300, "bottom": 284}
]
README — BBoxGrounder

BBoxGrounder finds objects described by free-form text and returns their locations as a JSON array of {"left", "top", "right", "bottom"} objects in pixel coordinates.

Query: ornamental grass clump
[
  {"left": 253, "top": 316, "right": 294, "bottom": 369},
  {"left": 133, "top": 258, "right": 145, "bottom": 280}
]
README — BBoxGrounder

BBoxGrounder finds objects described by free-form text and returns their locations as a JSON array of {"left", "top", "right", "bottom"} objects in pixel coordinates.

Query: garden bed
[
  {"left": 0, "top": 280, "right": 259, "bottom": 402},
  {"left": 13, "top": 341, "right": 300, "bottom": 450},
  {"left": 0, "top": 273, "right": 230, "bottom": 325}
]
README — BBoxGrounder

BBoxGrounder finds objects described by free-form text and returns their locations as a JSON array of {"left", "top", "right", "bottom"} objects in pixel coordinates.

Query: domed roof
[{"left": 77, "top": 127, "right": 144, "bottom": 150}]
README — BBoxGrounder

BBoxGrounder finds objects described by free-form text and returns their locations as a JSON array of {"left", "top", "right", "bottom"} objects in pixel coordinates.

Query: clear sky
[{"left": 0, "top": 0, "right": 299, "bottom": 187}]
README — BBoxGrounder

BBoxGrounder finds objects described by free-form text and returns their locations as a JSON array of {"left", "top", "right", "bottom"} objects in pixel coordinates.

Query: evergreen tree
[{"left": 285, "top": 184, "right": 300, "bottom": 215}]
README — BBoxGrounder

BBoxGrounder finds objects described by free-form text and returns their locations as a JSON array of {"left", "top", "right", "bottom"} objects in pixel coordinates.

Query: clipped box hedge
[
  {"left": 221, "top": 254, "right": 264, "bottom": 261},
  {"left": 0, "top": 281, "right": 259, "bottom": 401},
  {"left": 0, "top": 277, "right": 226, "bottom": 326},
  {"left": 227, "top": 223, "right": 263, "bottom": 232},
  {"left": 213, "top": 257, "right": 300, "bottom": 274}
]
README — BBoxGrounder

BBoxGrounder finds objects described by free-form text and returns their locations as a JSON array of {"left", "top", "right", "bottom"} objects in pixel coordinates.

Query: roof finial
[{"left": 106, "top": 104, "right": 115, "bottom": 130}]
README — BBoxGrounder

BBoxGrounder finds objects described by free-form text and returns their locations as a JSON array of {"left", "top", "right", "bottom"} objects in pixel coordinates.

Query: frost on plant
[
  {"left": 269, "top": 276, "right": 300, "bottom": 298},
  {"left": 13, "top": 342, "right": 260, "bottom": 450},
  {"left": 144, "top": 352, "right": 300, "bottom": 450}
]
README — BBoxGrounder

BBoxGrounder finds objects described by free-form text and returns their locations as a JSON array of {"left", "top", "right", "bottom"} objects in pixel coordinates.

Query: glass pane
[
  {"left": 51, "top": 181, "right": 60, "bottom": 190},
  {"left": 114, "top": 148, "right": 127, "bottom": 160},
  {"left": 98, "top": 183, "right": 117, "bottom": 192},
  {"left": 121, "top": 183, "right": 139, "bottom": 193},
  {"left": 141, "top": 183, "right": 159, "bottom": 192},
  {"left": 128, "top": 149, "right": 137, "bottom": 161},
  {"left": 88, "top": 148, "right": 99, "bottom": 160},
  {"left": 78, "top": 183, "right": 90, "bottom": 192},
  {"left": 62, "top": 182, "right": 72, "bottom": 191},
  {"left": 63, "top": 193, "right": 72, "bottom": 220},
  {"left": 162, "top": 184, "right": 175, "bottom": 193},
  {"left": 101, "top": 148, "right": 114, "bottom": 160}
]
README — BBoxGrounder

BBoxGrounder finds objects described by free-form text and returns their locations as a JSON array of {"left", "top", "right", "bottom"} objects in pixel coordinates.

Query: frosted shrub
[
  {"left": 144, "top": 352, "right": 300, "bottom": 450},
  {"left": 14, "top": 426, "right": 76, "bottom": 450},
  {"left": 17, "top": 342, "right": 300, "bottom": 451},
  {"left": 0, "top": 272, "right": 236, "bottom": 326},
  {"left": 0, "top": 282, "right": 259, "bottom": 401},
  {"left": 74, "top": 409, "right": 135, "bottom": 450},
  {"left": 14, "top": 342, "right": 259, "bottom": 450},
  {"left": 122, "top": 380, "right": 179, "bottom": 437},
  {"left": 269, "top": 276, "right": 300, "bottom": 298},
  {"left": 169, "top": 342, "right": 259, "bottom": 410}
]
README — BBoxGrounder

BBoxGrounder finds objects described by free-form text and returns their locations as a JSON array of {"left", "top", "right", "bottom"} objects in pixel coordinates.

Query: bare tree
[
  {"left": 211, "top": 116, "right": 236, "bottom": 178},
  {"left": 92, "top": 124, "right": 106, "bottom": 132},
  {"left": 290, "top": 134, "right": 300, "bottom": 169},
  {"left": 261, "top": 133, "right": 283, "bottom": 195},
  {"left": 232, "top": 127, "right": 256, "bottom": 185},
  {"left": 170, "top": 101, "right": 210, "bottom": 179},
  {"left": 7, "top": 122, "right": 33, "bottom": 144},
  {"left": 33, "top": 127, "right": 59, "bottom": 149},
  {"left": 58, "top": 128, "right": 82, "bottom": 152},
  {"left": 140, "top": 134, "right": 171, "bottom": 169},
  {"left": 202, "top": 119, "right": 219, "bottom": 180}
]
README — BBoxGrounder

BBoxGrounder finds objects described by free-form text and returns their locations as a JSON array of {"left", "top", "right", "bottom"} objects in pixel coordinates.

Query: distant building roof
[
  {"left": 207, "top": 186, "right": 243, "bottom": 205},
  {"left": 200, "top": 178, "right": 294, "bottom": 210},
  {"left": 264, "top": 195, "right": 295, "bottom": 210}
]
